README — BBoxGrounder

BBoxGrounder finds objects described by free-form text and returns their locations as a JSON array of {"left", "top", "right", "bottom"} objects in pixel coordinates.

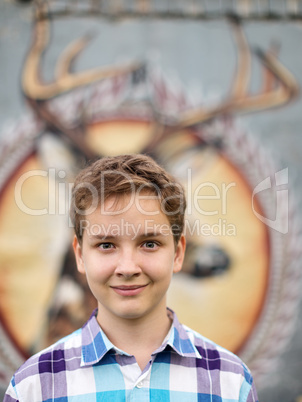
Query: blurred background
[{"left": 0, "top": 1, "right": 302, "bottom": 400}]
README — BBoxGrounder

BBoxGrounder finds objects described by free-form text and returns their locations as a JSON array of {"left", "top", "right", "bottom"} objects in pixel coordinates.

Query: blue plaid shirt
[{"left": 4, "top": 309, "right": 258, "bottom": 402}]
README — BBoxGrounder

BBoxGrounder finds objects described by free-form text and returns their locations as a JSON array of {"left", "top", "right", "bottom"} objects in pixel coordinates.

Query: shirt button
[{"left": 136, "top": 382, "right": 143, "bottom": 388}]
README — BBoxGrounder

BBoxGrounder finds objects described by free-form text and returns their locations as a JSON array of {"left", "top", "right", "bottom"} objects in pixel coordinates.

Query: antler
[
  {"left": 22, "top": 2, "right": 142, "bottom": 100},
  {"left": 22, "top": 0, "right": 143, "bottom": 158},
  {"left": 177, "top": 16, "right": 299, "bottom": 128}
]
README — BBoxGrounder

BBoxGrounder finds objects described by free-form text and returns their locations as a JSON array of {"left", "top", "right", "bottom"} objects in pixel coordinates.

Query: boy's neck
[{"left": 96, "top": 304, "right": 172, "bottom": 370}]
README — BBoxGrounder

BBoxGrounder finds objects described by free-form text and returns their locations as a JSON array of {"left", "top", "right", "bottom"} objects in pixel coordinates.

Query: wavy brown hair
[{"left": 70, "top": 154, "right": 186, "bottom": 245}]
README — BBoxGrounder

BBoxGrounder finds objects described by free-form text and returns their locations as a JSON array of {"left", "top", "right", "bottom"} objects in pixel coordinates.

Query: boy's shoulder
[
  {"left": 184, "top": 322, "right": 239, "bottom": 356},
  {"left": 180, "top": 322, "right": 253, "bottom": 379},
  {"left": 12, "top": 309, "right": 103, "bottom": 387},
  {"left": 14, "top": 327, "right": 82, "bottom": 382},
  {"left": 171, "top": 319, "right": 258, "bottom": 401},
  {"left": 4, "top": 328, "right": 83, "bottom": 402}
]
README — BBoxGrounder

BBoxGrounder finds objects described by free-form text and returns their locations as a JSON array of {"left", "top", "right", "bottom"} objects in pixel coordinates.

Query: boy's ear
[
  {"left": 72, "top": 235, "right": 86, "bottom": 274},
  {"left": 173, "top": 234, "right": 186, "bottom": 274}
]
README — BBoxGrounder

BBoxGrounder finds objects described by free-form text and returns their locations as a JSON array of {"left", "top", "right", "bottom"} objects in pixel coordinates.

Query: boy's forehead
[
  {"left": 83, "top": 220, "right": 173, "bottom": 241},
  {"left": 81, "top": 192, "right": 174, "bottom": 239},
  {"left": 101, "top": 192, "right": 162, "bottom": 214},
  {"left": 82, "top": 209, "right": 174, "bottom": 242}
]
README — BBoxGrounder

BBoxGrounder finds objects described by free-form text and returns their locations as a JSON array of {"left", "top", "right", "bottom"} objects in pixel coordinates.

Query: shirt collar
[
  {"left": 157, "top": 308, "right": 202, "bottom": 359},
  {"left": 81, "top": 308, "right": 202, "bottom": 366},
  {"left": 81, "top": 309, "right": 117, "bottom": 366}
]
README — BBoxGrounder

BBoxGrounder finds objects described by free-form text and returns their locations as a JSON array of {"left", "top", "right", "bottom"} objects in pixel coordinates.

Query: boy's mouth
[{"left": 111, "top": 284, "right": 148, "bottom": 296}]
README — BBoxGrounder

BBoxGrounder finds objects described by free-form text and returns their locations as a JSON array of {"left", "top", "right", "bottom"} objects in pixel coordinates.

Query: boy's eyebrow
[
  {"left": 87, "top": 231, "right": 167, "bottom": 240},
  {"left": 139, "top": 232, "right": 164, "bottom": 238},
  {"left": 88, "top": 234, "right": 116, "bottom": 240}
]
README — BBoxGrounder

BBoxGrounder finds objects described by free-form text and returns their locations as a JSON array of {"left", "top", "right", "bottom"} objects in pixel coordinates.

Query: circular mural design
[{"left": 0, "top": 3, "right": 301, "bottom": 387}]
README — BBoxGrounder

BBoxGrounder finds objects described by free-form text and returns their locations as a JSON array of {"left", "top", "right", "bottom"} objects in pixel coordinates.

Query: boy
[{"left": 4, "top": 154, "right": 258, "bottom": 401}]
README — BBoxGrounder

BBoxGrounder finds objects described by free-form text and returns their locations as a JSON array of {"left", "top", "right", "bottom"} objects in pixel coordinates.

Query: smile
[{"left": 111, "top": 284, "right": 148, "bottom": 296}]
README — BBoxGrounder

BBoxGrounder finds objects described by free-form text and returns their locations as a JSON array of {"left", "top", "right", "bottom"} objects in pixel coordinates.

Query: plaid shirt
[{"left": 4, "top": 309, "right": 258, "bottom": 402}]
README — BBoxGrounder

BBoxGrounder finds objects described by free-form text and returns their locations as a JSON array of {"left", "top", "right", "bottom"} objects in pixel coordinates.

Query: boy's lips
[{"left": 111, "top": 284, "right": 148, "bottom": 296}]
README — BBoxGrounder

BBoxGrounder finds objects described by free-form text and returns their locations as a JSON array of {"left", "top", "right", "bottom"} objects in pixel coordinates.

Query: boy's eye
[
  {"left": 143, "top": 241, "right": 158, "bottom": 249},
  {"left": 98, "top": 243, "right": 114, "bottom": 250}
]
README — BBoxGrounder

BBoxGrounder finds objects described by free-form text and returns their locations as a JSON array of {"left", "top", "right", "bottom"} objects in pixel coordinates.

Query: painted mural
[{"left": 0, "top": 1, "right": 301, "bottom": 398}]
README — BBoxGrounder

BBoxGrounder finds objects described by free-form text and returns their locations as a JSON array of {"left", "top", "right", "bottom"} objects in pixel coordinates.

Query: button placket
[{"left": 134, "top": 364, "right": 151, "bottom": 389}]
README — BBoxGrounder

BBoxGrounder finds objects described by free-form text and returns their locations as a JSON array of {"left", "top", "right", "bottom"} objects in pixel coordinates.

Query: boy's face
[{"left": 73, "top": 193, "right": 186, "bottom": 324}]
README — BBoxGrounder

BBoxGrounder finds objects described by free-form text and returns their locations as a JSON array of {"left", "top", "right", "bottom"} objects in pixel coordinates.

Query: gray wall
[{"left": 1, "top": 1, "right": 302, "bottom": 401}]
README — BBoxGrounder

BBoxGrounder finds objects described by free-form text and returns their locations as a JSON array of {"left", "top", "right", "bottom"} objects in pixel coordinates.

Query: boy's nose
[{"left": 115, "top": 249, "right": 141, "bottom": 278}]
